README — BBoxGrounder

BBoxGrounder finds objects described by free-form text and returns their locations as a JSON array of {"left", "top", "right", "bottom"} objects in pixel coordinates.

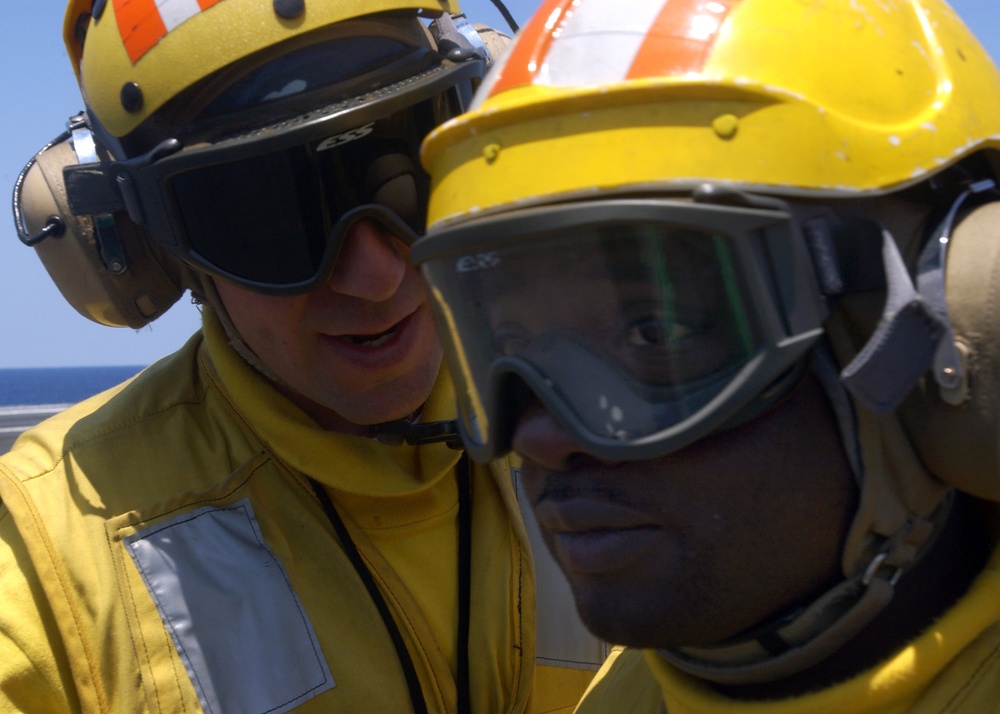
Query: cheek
[{"left": 216, "top": 283, "right": 303, "bottom": 351}]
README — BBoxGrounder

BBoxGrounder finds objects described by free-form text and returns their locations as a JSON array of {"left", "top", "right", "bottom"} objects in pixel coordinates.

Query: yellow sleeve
[{"left": 0, "top": 507, "right": 74, "bottom": 713}]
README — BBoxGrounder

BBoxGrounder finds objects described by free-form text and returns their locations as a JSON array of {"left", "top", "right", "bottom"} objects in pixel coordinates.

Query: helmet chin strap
[
  {"left": 369, "top": 417, "right": 462, "bottom": 448},
  {"left": 657, "top": 494, "right": 949, "bottom": 685},
  {"left": 186, "top": 270, "right": 285, "bottom": 385},
  {"left": 656, "top": 340, "right": 948, "bottom": 686}
]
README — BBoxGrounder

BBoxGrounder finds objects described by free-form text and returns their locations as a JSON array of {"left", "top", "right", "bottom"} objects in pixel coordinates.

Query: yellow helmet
[
  {"left": 66, "top": 0, "right": 459, "bottom": 142},
  {"left": 15, "top": 0, "right": 499, "bottom": 327},
  {"left": 423, "top": 0, "right": 1000, "bottom": 226},
  {"left": 419, "top": 0, "right": 1000, "bottom": 465}
]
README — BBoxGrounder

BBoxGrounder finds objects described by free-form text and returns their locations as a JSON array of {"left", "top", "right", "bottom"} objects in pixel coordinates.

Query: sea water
[
  {"left": 0, "top": 366, "right": 145, "bottom": 407},
  {"left": 0, "top": 366, "right": 146, "bottom": 453}
]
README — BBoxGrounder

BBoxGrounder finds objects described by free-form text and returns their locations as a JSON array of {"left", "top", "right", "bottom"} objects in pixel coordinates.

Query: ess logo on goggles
[
  {"left": 316, "top": 123, "right": 375, "bottom": 151},
  {"left": 60, "top": 60, "right": 482, "bottom": 295},
  {"left": 414, "top": 194, "right": 833, "bottom": 462},
  {"left": 456, "top": 252, "right": 501, "bottom": 273}
]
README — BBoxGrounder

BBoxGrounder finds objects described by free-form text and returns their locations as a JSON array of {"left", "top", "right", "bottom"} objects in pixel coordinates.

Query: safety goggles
[
  {"left": 413, "top": 197, "right": 830, "bottom": 462},
  {"left": 64, "top": 60, "right": 482, "bottom": 294}
]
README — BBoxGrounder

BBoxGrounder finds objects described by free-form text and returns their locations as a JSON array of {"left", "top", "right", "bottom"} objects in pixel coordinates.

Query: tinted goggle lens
[
  {"left": 416, "top": 200, "right": 826, "bottom": 461},
  {"left": 171, "top": 147, "right": 331, "bottom": 285},
  {"left": 427, "top": 225, "right": 759, "bottom": 442},
  {"left": 164, "top": 106, "right": 433, "bottom": 290}
]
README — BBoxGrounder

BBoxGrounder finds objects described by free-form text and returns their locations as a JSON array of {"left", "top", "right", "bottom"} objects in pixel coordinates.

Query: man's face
[
  {"left": 513, "top": 372, "right": 858, "bottom": 650},
  {"left": 216, "top": 216, "right": 442, "bottom": 432},
  {"left": 471, "top": 226, "right": 857, "bottom": 647}
]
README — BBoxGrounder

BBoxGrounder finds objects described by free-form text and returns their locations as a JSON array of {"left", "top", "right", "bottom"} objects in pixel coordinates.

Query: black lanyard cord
[
  {"left": 309, "top": 452, "right": 472, "bottom": 714},
  {"left": 456, "top": 454, "right": 472, "bottom": 714}
]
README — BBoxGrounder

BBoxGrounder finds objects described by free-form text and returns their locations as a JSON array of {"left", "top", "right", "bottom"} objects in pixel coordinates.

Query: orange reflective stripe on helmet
[
  {"left": 114, "top": 0, "right": 226, "bottom": 63},
  {"left": 488, "top": 0, "right": 744, "bottom": 97},
  {"left": 68, "top": 0, "right": 459, "bottom": 137},
  {"left": 487, "top": 0, "right": 569, "bottom": 96}
]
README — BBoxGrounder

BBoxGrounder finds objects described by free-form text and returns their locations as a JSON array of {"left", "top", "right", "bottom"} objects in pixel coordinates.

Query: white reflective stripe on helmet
[{"left": 535, "top": 0, "right": 666, "bottom": 86}]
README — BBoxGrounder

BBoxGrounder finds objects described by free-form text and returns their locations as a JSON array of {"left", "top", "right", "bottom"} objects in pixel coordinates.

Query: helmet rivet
[
  {"left": 484, "top": 143, "right": 501, "bottom": 163},
  {"left": 273, "top": 0, "right": 305, "bottom": 19},
  {"left": 447, "top": 47, "right": 479, "bottom": 62},
  {"left": 120, "top": 82, "right": 144, "bottom": 113},
  {"left": 712, "top": 114, "right": 739, "bottom": 140}
]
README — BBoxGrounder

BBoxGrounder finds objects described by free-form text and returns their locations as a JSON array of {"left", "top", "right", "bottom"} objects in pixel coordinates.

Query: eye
[{"left": 626, "top": 318, "right": 693, "bottom": 347}]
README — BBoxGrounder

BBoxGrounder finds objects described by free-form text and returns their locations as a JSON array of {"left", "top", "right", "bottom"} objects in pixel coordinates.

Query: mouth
[
  {"left": 341, "top": 322, "right": 401, "bottom": 347},
  {"left": 530, "top": 495, "right": 663, "bottom": 574},
  {"left": 533, "top": 495, "right": 657, "bottom": 532},
  {"left": 320, "top": 306, "right": 434, "bottom": 373},
  {"left": 552, "top": 523, "right": 661, "bottom": 575}
]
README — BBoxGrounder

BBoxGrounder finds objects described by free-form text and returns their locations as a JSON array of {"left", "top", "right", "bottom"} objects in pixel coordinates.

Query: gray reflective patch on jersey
[
  {"left": 512, "top": 468, "right": 610, "bottom": 670},
  {"left": 124, "top": 498, "right": 335, "bottom": 713}
]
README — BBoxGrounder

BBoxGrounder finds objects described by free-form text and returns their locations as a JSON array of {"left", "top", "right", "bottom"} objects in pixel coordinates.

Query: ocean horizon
[
  {"left": 0, "top": 366, "right": 147, "bottom": 453},
  {"left": 0, "top": 365, "right": 146, "bottom": 409}
]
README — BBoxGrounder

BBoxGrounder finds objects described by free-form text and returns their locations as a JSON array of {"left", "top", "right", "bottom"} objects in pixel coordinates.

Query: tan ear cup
[
  {"left": 472, "top": 23, "right": 512, "bottom": 63},
  {"left": 21, "top": 138, "right": 185, "bottom": 328},
  {"left": 898, "top": 201, "right": 1000, "bottom": 501}
]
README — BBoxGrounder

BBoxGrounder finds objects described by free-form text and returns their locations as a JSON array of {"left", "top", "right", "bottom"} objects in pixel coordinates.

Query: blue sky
[{"left": 0, "top": 0, "right": 997, "bottom": 367}]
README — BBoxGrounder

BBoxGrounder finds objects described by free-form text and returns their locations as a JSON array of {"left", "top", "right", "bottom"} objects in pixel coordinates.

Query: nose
[
  {"left": 327, "top": 217, "right": 408, "bottom": 301},
  {"left": 511, "top": 401, "right": 612, "bottom": 472}
]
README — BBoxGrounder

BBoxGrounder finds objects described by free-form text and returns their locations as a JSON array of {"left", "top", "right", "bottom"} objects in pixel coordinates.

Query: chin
[
  {"left": 569, "top": 577, "right": 704, "bottom": 649},
  {"left": 339, "top": 359, "right": 443, "bottom": 425},
  {"left": 570, "top": 579, "right": 656, "bottom": 647},
  {"left": 329, "top": 391, "right": 427, "bottom": 427},
  {"left": 577, "top": 608, "right": 664, "bottom": 649}
]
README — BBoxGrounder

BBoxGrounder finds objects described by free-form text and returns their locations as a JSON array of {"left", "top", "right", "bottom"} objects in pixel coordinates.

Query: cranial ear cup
[
  {"left": 19, "top": 136, "right": 184, "bottom": 328},
  {"left": 898, "top": 200, "right": 1000, "bottom": 501}
]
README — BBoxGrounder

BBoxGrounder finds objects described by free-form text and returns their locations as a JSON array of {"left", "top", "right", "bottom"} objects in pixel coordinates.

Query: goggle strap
[
  {"left": 64, "top": 162, "right": 124, "bottom": 215},
  {"left": 839, "top": 228, "right": 944, "bottom": 413}
]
